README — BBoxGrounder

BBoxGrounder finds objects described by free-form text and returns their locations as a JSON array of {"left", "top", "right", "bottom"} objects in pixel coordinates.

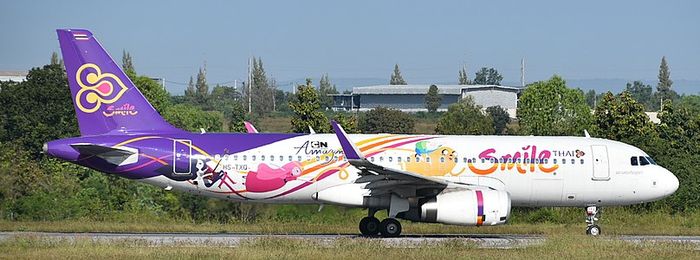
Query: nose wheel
[{"left": 585, "top": 206, "right": 602, "bottom": 236}]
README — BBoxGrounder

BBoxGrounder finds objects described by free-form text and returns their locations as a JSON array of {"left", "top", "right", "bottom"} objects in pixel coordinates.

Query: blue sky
[{"left": 2, "top": 0, "right": 699, "bottom": 94}]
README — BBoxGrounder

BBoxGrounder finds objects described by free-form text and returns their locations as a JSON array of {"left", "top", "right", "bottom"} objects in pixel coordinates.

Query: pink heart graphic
[{"left": 96, "top": 82, "right": 112, "bottom": 95}]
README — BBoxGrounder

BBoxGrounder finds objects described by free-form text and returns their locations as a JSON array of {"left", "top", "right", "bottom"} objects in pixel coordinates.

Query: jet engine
[{"left": 398, "top": 189, "right": 511, "bottom": 226}]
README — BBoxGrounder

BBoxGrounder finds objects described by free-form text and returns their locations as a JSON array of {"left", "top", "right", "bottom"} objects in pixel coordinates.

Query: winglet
[
  {"left": 244, "top": 121, "right": 258, "bottom": 133},
  {"left": 331, "top": 120, "right": 364, "bottom": 160}
]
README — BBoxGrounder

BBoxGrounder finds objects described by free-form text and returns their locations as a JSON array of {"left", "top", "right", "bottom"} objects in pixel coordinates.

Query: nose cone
[{"left": 665, "top": 170, "right": 680, "bottom": 196}]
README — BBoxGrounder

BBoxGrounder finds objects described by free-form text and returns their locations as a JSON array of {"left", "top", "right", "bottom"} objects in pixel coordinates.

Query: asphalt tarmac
[{"left": 2, "top": 232, "right": 700, "bottom": 249}]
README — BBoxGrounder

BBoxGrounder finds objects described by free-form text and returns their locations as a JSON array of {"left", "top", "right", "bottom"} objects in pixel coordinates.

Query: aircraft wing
[
  {"left": 70, "top": 143, "right": 138, "bottom": 166},
  {"left": 330, "top": 121, "right": 491, "bottom": 197}
]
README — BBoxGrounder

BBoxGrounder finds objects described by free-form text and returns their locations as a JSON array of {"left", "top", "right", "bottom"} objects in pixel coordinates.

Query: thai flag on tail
[{"left": 73, "top": 33, "right": 89, "bottom": 40}]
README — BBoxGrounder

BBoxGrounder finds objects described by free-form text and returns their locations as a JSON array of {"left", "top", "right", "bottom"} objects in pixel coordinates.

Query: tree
[
  {"left": 185, "top": 76, "right": 196, "bottom": 102},
  {"left": 195, "top": 67, "right": 208, "bottom": 104},
  {"left": 625, "top": 81, "right": 654, "bottom": 111},
  {"left": 435, "top": 97, "right": 494, "bottom": 135},
  {"left": 129, "top": 73, "right": 171, "bottom": 113},
  {"left": 318, "top": 74, "right": 338, "bottom": 110},
  {"left": 458, "top": 67, "right": 470, "bottom": 85},
  {"left": 121, "top": 50, "right": 135, "bottom": 74},
  {"left": 162, "top": 104, "right": 224, "bottom": 132},
  {"left": 424, "top": 84, "right": 442, "bottom": 113},
  {"left": 289, "top": 79, "right": 329, "bottom": 133},
  {"left": 389, "top": 64, "right": 407, "bottom": 85},
  {"left": 0, "top": 64, "right": 78, "bottom": 155},
  {"left": 242, "top": 57, "right": 275, "bottom": 117},
  {"left": 517, "top": 75, "right": 594, "bottom": 136},
  {"left": 208, "top": 85, "right": 246, "bottom": 132},
  {"left": 677, "top": 95, "right": 700, "bottom": 115},
  {"left": 50, "top": 52, "right": 62, "bottom": 66},
  {"left": 359, "top": 107, "right": 415, "bottom": 134},
  {"left": 473, "top": 67, "right": 502, "bottom": 85},
  {"left": 486, "top": 105, "right": 510, "bottom": 135},
  {"left": 585, "top": 89, "right": 597, "bottom": 108},
  {"left": 331, "top": 112, "right": 359, "bottom": 134},
  {"left": 657, "top": 56, "right": 673, "bottom": 102},
  {"left": 594, "top": 91, "right": 655, "bottom": 141}
]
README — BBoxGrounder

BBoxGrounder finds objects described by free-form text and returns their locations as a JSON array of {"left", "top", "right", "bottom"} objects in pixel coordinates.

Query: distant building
[
  {"left": 331, "top": 84, "right": 522, "bottom": 114},
  {"left": 0, "top": 71, "right": 28, "bottom": 82}
]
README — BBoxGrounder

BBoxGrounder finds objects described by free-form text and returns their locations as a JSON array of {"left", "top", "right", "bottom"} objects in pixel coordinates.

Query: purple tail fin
[{"left": 57, "top": 29, "right": 182, "bottom": 136}]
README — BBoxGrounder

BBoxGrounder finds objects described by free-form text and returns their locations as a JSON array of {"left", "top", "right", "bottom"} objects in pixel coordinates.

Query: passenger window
[
  {"left": 571, "top": 159, "right": 575, "bottom": 164},
  {"left": 463, "top": 157, "right": 467, "bottom": 163},
  {"left": 243, "top": 155, "right": 247, "bottom": 161},
  {"left": 481, "top": 158, "right": 486, "bottom": 163},
  {"left": 280, "top": 156, "right": 283, "bottom": 161},
  {"left": 397, "top": 157, "right": 402, "bottom": 162},
  {"left": 289, "top": 156, "right": 293, "bottom": 161},
  {"left": 553, "top": 158, "right": 557, "bottom": 164},
  {"left": 631, "top": 156, "right": 638, "bottom": 166},
  {"left": 261, "top": 155, "right": 266, "bottom": 161},
  {"left": 379, "top": 157, "right": 384, "bottom": 162},
  {"left": 416, "top": 156, "right": 421, "bottom": 162},
  {"left": 389, "top": 157, "right": 393, "bottom": 162},
  {"left": 426, "top": 157, "right": 431, "bottom": 163},
  {"left": 316, "top": 156, "right": 320, "bottom": 161},
  {"left": 639, "top": 156, "right": 650, "bottom": 166},
  {"left": 580, "top": 159, "right": 584, "bottom": 164},
  {"left": 297, "top": 156, "right": 302, "bottom": 161},
  {"left": 370, "top": 157, "right": 375, "bottom": 162},
  {"left": 406, "top": 157, "right": 411, "bottom": 162},
  {"left": 440, "top": 157, "right": 445, "bottom": 163},
  {"left": 543, "top": 159, "right": 548, "bottom": 164},
  {"left": 524, "top": 158, "right": 530, "bottom": 164},
  {"left": 233, "top": 155, "right": 238, "bottom": 161},
  {"left": 562, "top": 159, "right": 566, "bottom": 164},
  {"left": 252, "top": 155, "right": 256, "bottom": 161}
]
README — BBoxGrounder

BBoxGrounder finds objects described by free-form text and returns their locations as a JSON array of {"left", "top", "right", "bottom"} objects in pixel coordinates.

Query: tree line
[{"left": 0, "top": 53, "right": 698, "bottom": 224}]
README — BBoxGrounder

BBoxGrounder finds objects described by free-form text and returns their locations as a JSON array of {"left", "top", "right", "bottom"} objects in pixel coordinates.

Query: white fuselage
[{"left": 144, "top": 134, "right": 678, "bottom": 208}]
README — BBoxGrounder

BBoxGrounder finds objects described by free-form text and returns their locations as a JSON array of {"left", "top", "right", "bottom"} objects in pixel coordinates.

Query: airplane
[{"left": 45, "top": 29, "right": 679, "bottom": 237}]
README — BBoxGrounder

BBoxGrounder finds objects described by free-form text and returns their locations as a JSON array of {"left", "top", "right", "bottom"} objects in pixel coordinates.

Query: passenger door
[{"left": 591, "top": 145, "right": 610, "bottom": 181}]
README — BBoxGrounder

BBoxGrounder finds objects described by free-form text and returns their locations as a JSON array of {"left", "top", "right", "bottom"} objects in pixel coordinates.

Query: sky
[{"left": 1, "top": 0, "right": 699, "bottom": 94}]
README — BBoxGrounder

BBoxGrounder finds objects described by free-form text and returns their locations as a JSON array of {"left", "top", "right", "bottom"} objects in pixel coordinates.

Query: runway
[{"left": 2, "top": 232, "right": 700, "bottom": 249}]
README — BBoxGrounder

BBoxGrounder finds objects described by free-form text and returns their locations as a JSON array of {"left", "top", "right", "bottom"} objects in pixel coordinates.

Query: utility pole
[
  {"left": 520, "top": 57, "right": 525, "bottom": 87},
  {"left": 247, "top": 57, "right": 252, "bottom": 114}
]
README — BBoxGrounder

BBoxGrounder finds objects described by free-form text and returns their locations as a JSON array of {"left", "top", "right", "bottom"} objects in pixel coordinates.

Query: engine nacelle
[{"left": 399, "top": 189, "right": 511, "bottom": 226}]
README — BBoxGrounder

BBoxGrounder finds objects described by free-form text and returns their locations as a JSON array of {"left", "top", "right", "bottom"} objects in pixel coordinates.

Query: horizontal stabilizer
[{"left": 70, "top": 143, "right": 138, "bottom": 166}]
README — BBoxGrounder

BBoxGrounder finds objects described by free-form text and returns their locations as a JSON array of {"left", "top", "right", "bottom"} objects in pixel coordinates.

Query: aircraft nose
[{"left": 662, "top": 169, "right": 679, "bottom": 196}]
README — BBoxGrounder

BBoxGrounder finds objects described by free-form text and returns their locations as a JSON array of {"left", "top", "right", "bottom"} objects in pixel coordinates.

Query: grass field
[
  {"left": 1, "top": 234, "right": 698, "bottom": 259},
  {"left": 2, "top": 207, "right": 700, "bottom": 236}
]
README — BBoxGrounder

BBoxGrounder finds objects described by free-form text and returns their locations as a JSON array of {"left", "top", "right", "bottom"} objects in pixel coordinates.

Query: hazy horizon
[{"left": 2, "top": 0, "right": 698, "bottom": 94}]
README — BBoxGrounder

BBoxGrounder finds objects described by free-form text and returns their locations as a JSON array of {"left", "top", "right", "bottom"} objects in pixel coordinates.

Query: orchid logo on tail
[{"left": 75, "top": 63, "right": 129, "bottom": 113}]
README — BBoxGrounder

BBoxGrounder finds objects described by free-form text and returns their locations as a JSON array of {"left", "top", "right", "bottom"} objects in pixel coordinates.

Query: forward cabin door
[
  {"left": 591, "top": 145, "right": 610, "bottom": 181},
  {"left": 173, "top": 139, "right": 192, "bottom": 174}
]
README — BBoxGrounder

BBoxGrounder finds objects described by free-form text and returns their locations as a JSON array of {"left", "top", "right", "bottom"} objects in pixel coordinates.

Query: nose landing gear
[{"left": 585, "top": 206, "right": 602, "bottom": 236}]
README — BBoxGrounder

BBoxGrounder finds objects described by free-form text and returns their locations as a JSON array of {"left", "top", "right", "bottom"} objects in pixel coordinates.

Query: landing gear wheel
[
  {"left": 585, "top": 206, "right": 602, "bottom": 236},
  {"left": 379, "top": 218, "right": 402, "bottom": 237},
  {"left": 586, "top": 225, "right": 601, "bottom": 236},
  {"left": 359, "top": 216, "right": 380, "bottom": 236}
]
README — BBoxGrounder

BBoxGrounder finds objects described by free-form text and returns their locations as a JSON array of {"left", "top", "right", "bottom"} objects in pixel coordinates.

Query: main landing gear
[
  {"left": 585, "top": 206, "right": 602, "bottom": 236},
  {"left": 359, "top": 209, "right": 402, "bottom": 237}
]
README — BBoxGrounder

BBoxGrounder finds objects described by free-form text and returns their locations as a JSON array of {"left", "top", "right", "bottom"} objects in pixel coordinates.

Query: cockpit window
[
  {"left": 646, "top": 156, "right": 657, "bottom": 165},
  {"left": 631, "top": 156, "right": 638, "bottom": 166},
  {"left": 639, "top": 156, "right": 650, "bottom": 166}
]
